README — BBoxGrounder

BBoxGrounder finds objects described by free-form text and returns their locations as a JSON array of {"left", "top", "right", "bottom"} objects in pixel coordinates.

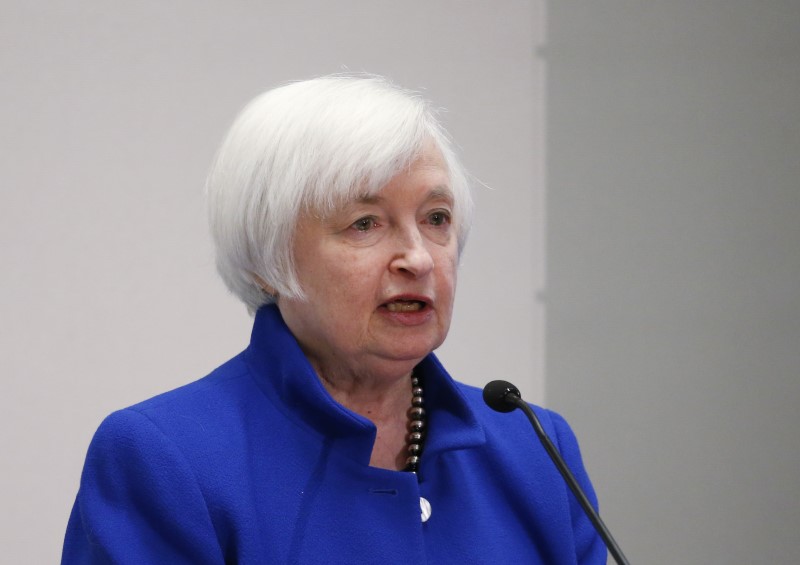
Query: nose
[{"left": 389, "top": 228, "right": 434, "bottom": 278}]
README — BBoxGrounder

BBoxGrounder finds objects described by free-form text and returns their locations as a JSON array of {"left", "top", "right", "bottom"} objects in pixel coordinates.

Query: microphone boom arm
[{"left": 502, "top": 392, "right": 630, "bottom": 565}]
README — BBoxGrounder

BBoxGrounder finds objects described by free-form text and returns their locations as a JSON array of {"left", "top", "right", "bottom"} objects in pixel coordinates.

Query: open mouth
[{"left": 385, "top": 299, "right": 427, "bottom": 313}]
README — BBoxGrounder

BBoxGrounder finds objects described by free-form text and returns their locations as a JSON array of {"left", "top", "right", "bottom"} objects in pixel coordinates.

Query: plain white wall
[
  {"left": 0, "top": 1, "right": 544, "bottom": 562},
  {"left": 547, "top": 1, "right": 800, "bottom": 563}
]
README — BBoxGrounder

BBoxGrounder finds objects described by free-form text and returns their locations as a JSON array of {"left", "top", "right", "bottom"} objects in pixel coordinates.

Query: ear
[{"left": 251, "top": 273, "right": 278, "bottom": 298}]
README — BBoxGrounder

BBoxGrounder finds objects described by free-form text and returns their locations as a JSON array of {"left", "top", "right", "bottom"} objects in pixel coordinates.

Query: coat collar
[{"left": 243, "top": 304, "right": 485, "bottom": 467}]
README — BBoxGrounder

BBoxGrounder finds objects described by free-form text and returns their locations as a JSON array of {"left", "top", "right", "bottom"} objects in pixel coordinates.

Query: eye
[
  {"left": 351, "top": 216, "right": 379, "bottom": 232},
  {"left": 427, "top": 210, "right": 451, "bottom": 227}
]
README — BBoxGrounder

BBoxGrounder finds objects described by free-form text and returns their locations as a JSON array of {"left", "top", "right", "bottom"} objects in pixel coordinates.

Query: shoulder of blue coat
[
  {"left": 123, "top": 352, "right": 252, "bottom": 413},
  {"left": 90, "top": 352, "right": 267, "bottom": 453},
  {"left": 84, "top": 351, "right": 280, "bottom": 480},
  {"left": 453, "top": 380, "right": 553, "bottom": 420},
  {"left": 453, "top": 381, "right": 580, "bottom": 449}
]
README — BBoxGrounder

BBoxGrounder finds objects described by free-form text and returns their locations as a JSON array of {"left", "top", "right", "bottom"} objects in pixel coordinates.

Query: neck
[{"left": 318, "top": 370, "right": 413, "bottom": 471}]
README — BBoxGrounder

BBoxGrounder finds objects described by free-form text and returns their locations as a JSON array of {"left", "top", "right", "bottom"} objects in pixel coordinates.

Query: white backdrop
[{"left": 0, "top": 2, "right": 544, "bottom": 562}]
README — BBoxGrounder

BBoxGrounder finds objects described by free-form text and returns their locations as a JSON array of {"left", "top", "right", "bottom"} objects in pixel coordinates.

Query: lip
[{"left": 378, "top": 294, "right": 434, "bottom": 326}]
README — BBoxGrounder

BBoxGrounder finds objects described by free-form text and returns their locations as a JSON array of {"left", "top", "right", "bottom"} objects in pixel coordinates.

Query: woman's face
[{"left": 277, "top": 146, "right": 459, "bottom": 383}]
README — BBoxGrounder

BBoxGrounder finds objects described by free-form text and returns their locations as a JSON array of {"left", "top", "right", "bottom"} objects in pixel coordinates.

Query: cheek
[
  {"left": 437, "top": 249, "right": 459, "bottom": 289},
  {"left": 300, "top": 245, "right": 357, "bottom": 293},
  {"left": 321, "top": 249, "right": 379, "bottom": 301}
]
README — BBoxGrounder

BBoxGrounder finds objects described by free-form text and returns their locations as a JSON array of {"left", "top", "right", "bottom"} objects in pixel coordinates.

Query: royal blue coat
[{"left": 63, "top": 305, "right": 606, "bottom": 563}]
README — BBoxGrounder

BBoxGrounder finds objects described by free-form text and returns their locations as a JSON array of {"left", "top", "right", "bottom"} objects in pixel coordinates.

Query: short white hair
[{"left": 206, "top": 74, "right": 473, "bottom": 312}]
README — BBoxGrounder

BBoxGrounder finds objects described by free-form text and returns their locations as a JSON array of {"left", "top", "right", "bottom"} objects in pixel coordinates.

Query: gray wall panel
[{"left": 547, "top": 2, "right": 800, "bottom": 563}]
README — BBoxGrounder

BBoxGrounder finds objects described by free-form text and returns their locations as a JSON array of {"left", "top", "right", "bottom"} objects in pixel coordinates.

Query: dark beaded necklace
[{"left": 404, "top": 373, "right": 425, "bottom": 474}]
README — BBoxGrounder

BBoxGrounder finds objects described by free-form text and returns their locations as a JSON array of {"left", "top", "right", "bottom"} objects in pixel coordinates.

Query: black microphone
[{"left": 483, "top": 380, "right": 630, "bottom": 565}]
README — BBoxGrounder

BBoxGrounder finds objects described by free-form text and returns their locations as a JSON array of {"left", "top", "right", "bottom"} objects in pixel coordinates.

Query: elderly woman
[{"left": 63, "top": 76, "right": 605, "bottom": 564}]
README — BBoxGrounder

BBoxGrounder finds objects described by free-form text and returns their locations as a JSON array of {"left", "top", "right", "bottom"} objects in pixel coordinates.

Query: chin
[{"left": 384, "top": 334, "right": 445, "bottom": 363}]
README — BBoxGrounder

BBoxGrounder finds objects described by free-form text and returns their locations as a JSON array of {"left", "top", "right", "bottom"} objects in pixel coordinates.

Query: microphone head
[{"left": 482, "top": 380, "right": 522, "bottom": 413}]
